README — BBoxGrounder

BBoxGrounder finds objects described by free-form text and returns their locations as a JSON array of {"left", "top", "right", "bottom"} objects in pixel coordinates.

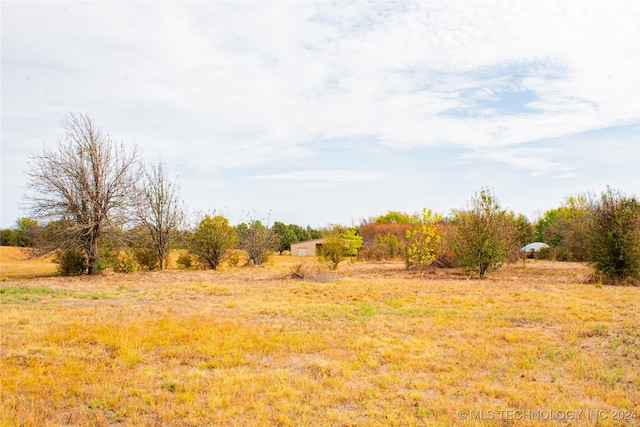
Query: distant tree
[
  {"left": 588, "top": 187, "right": 640, "bottom": 283},
  {"left": 318, "top": 225, "right": 363, "bottom": 270},
  {"left": 15, "top": 218, "right": 38, "bottom": 247},
  {"left": 375, "top": 211, "right": 416, "bottom": 224},
  {"left": 405, "top": 209, "right": 441, "bottom": 275},
  {"left": 237, "top": 215, "right": 278, "bottom": 266},
  {"left": 512, "top": 213, "right": 533, "bottom": 247},
  {"left": 280, "top": 223, "right": 323, "bottom": 243},
  {"left": 0, "top": 229, "right": 14, "bottom": 246},
  {"left": 359, "top": 221, "right": 412, "bottom": 261},
  {"left": 192, "top": 214, "right": 238, "bottom": 270},
  {"left": 303, "top": 225, "right": 323, "bottom": 241},
  {"left": 135, "top": 159, "right": 185, "bottom": 270},
  {"left": 0, "top": 218, "right": 39, "bottom": 247},
  {"left": 318, "top": 226, "right": 345, "bottom": 270},
  {"left": 272, "top": 221, "right": 299, "bottom": 252},
  {"left": 533, "top": 209, "right": 561, "bottom": 245},
  {"left": 341, "top": 226, "right": 363, "bottom": 261},
  {"left": 452, "top": 188, "right": 515, "bottom": 278},
  {"left": 534, "top": 195, "right": 592, "bottom": 261},
  {"left": 23, "top": 112, "right": 141, "bottom": 274},
  {"left": 360, "top": 211, "right": 415, "bottom": 261},
  {"left": 434, "top": 220, "right": 458, "bottom": 268},
  {"left": 509, "top": 213, "right": 533, "bottom": 262},
  {"left": 128, "top": 226, "right": 160, "bottom": 271}
]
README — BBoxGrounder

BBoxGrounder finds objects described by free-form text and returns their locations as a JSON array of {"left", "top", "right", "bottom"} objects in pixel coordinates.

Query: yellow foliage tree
[{"left": 405, "top": 209, "right": 441, "bottom": 275}]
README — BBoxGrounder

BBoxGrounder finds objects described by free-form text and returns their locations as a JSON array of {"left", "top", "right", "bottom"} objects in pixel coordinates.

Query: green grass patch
[
  {"left": 0, "top": 286, "right": 116, "bottom": 303},
  {"left": 356, "top": 303, "right": 377, "bottom": 317},
  {"left": 0, "top": 286, "right": 71, "bottom": 303}
]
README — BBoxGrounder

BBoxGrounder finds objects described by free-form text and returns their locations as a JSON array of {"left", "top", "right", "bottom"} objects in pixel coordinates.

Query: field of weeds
[{"left": 1, "top": 249, "right": 639, "bottom": 426}]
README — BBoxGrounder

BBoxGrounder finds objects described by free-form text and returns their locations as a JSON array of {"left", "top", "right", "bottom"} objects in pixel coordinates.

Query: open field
[
  {"left": 1, "top": 249, "right": 639, "bottom": 426},
  {"left": 0, "top": 247, "right": 57, "bottom": 279}
]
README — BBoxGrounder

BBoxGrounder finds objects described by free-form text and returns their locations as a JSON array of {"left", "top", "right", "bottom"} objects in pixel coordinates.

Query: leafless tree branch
[{"left": 23, "top": 112, "right": 142, "bottom": 274}]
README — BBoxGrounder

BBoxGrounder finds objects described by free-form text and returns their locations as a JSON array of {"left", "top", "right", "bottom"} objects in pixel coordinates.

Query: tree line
[{"left": 5, "top": 112, "right": 639, "bottom": 284}]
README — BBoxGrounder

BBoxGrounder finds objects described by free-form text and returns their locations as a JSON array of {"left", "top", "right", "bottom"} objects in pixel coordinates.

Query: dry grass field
[
  {"left": 1, "top": 248, "right": 638, "bottom": 426},
  {"left": 0, "top": 247, "right": 57, "bottom": 279}
]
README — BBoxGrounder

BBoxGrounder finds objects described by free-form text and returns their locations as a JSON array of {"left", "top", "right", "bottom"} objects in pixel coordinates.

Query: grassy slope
[
  {"left": 0, "top": 247, "right": 57, "bottom": 279},
  {"left": 1, "top": 258, "right": 638, "bottom": 426}
]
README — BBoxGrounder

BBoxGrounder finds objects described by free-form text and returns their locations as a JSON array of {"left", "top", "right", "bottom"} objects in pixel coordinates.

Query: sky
[{"left": 1, "top": 1, "right": 639, "bottom": 229}]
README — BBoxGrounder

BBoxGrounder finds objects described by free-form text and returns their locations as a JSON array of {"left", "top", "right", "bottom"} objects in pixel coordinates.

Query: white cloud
[
  {"left": 1, "top": 1, "right": 638, "bottom": 226},
  {"left": 250, "top": 169, "right": 383, "bottom": 183}
]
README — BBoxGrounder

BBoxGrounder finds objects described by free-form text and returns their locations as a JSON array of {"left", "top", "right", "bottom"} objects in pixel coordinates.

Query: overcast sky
[{"left": 1, "top": 1, "right": 639, "bottom": 229}]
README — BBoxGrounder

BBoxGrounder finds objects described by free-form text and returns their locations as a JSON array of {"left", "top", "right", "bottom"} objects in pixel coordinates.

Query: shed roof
[{"left": 291, "top": 238, "right": 326, "bottom": 246}]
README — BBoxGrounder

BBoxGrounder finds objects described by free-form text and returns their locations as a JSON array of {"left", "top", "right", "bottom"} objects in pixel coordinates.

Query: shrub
[
  {"left": 113, "top": 251, "right": 140, "bottom": 273},
  {"left": 237, "top": 217, "right": 278, "bottom": 267},
  {"left": 434, "top": 251, "right": 457, "bottom": 268},
  {"left": 535, "top": 246, "right": 552, "bottom": 260},
  {"left": 132, "top": 244, "right": 159, "bottom": 271},
  {"left": 54, "top": 248, "right": 87, "bottom": 276},
  {"left": 290, "top": 262, "right": 313, "bottom": 279},
  {"left": 405, "top": 209, "right": 441, "bottom": 274},
  {"left": 192, "top": 214, "right": 238, "bottom": 270},
  {"left": 176, "top": 251, "right": 195, "bottom": 270},
  {"left": 318, "top": 226, "right": 362, "bottom": 270},
  {"left": 434, "top": 222, "right": 458, "bottom": 268},
  {"left": 359, "top": 221, "right": 412, "bottom": 261},
  {"left": 534, "top": 195, "right": 592, "bottom": 262},
  {"left": 588, "top": 188, "right": 640, "bottom": 283},
  {"left": 227, "top": 250, "right": 241, "bottom": 267},
  {"left": 452, "top": 188, "right": 515, "bottom": 278}
]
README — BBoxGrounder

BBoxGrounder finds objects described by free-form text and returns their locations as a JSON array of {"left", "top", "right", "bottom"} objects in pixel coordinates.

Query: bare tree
[
  {"left": 237, "top": 214, "right": 279, "bottom": 266},
  {"left": 23, "top": 112, "right": 141, "bottom": 274},
  {"left": 135, "top": 159, "right": 185, "bottom": 270}
]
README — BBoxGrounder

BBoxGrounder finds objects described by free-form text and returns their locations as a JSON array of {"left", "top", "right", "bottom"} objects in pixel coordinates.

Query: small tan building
[{"left": 290, "top": 238, "right": 326, "bottom": 256}]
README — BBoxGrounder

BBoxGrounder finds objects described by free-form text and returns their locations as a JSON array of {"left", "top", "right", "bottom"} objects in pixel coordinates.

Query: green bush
[
  {"left": 54, "top": 249, "right": 87, "bottom": 276},
  {"left": 588, "top": 188, "right": 640, "bottom": 283},
  {"left": 452, "top": 188, "right": 515, "bottom": 278},
  {"left": 318, "top": 226, "right": 362, "bottom": 270},
  {"left": 535, "top": 247, "right": 552, "bottom": 260},
  {"left": 132, "top": 244, "right": 159, "bottom": 271},
  {"left": 192, "top": 215, "right": 238, "bottom": 270}
]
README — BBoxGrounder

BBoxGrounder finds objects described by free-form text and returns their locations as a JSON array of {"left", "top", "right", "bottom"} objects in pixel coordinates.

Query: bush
[
  {"left": 405, "top": 209, "right": 440, "bottom": 274},
  {"left": 534, "top": 195, "right": 591, "bottom": 262},
  {"left": 237, "top": 218, "right": 279, "bottom": 267},
  {"left": 290, "top": 262, "right": 314, "bottom": 279},
  {"left": 588, "top": 188, "right": 640, "bottom": 283},
  {"left": 113, "top": 251, "right": 140, "bottom": 273},
  {"left": 132, "top": 244, "right": 159, "bottom": 271},
  {"left": 54, "top": 249, "right": 87, "bottom": 276},
  {"left": 452, "top": 188, "right": 515, "bottom": 278},
  {"left": 434, "top": 251, "right": 457, "bottom": 268},
  {"left": 535, "top": 247, "right": 552, "bottom": 260},
  {"left": 227, "top": 250, "right": 241, "bottom": 267},
  {"left": 318, "top": 226, "right": 362, "bottom": 270},
  {"left": 192, "top": 214, "right": 238, "bottom": 270},
  {"left": 176, "top": 251, "right": 195, "bottom": 270},
  {"left": 359, "top": 222, "right": 412, "bottom": 261}
]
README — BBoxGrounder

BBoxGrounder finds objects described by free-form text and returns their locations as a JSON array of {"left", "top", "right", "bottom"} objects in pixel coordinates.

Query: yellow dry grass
[
  {"left": 1, "top": 256, "right": 638, "bottom": 426},
  {"left": 0, "top": 247, "right": 57, "bottom": 279}
]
